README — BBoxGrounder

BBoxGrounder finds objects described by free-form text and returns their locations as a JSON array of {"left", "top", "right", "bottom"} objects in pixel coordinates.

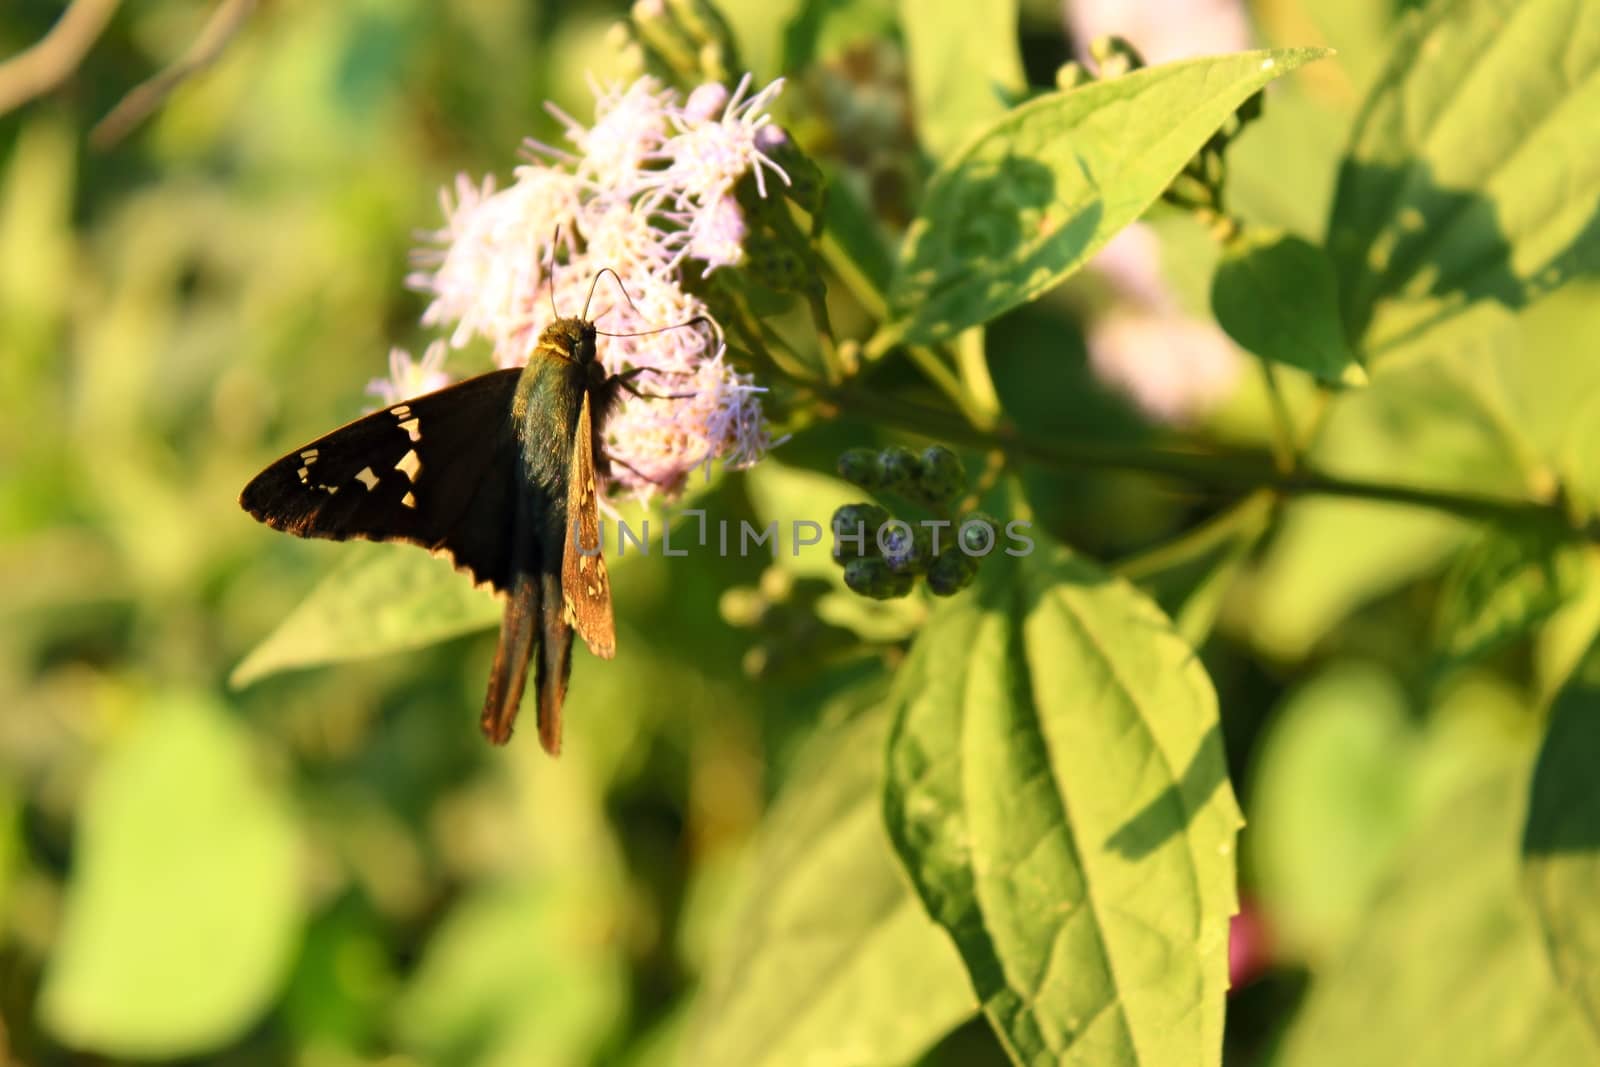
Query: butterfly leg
[
  {"left": 613, "top": 367, "right": 698, "bottom": 401},
  {"left": 481, "top": 569, "right": 540, "bottom": 745},
  {"left": 534, "top": 569, "right": 575, "bottom": 756}
]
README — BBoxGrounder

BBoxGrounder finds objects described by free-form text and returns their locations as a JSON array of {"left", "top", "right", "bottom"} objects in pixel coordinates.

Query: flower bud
[
  {"left": 844, "top": 557, "right": 915, "bottom": 599},
  {"left": 958, "top": 511, "right": 1000, "bottom": 557},
  {"left": 916, "top": 445, "right": 965, "bottom": 504},
  {"left": 879, "top": 446, "right": 920, "bottom": 493},
  {"left": 831, "top": 502, "right": 890, "bottom": 563},
  {"left": 926, "top": 550, "right": 979, "bottom": 596},
  {"left": 837, "top": 447, "right": 886, "bottom": 490}
]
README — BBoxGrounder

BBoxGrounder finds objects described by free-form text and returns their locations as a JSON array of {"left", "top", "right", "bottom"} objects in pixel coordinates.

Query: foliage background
[{"left": 2, "top": 0, "right": 1599, "bottom": 1065}]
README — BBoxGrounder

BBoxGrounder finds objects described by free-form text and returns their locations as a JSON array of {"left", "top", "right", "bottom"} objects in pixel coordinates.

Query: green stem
[
  {"left": 1258, "top": 358, "right": 1297, "bottom": 473},
  {"left": 819, "top": 385, "right": 1598, "bottom": 540},
  {"left": 954, "top": 328, "right": 1003, "bottom": 430}
]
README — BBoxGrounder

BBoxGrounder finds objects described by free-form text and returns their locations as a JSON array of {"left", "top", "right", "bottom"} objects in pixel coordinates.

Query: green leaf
[
  {"left": 1244, "top": 329, "right": 1532, "bottom": 659},
  {"left": 897, "top": 0, "right": 1025, "bottom": 159},
  {"left": 1116, "top": 490, "right": 1273, "bottom": 648},
  {"left": 686, "top": 700, "right": 976, "bottom": 1067},
  {"left": 1523, "top": 669, "right": 1600, "bottom": 1044},
  {"left": 394, "top": 879, "right": 628, "bottom": 1067},
  {"left": 1247, "top": 663, "right": 1414, "bottom": 960},
  {"left": 1211, "top": 228, "right": 1360, "bottom": 383},
  {"left": 1434, "top": 525, "right": 1588, "bottom": 667},
  {"left": 879, "top": 48, "right": 1327, "bottom": 348},
  {"left": 230, "top": 543, "right": 500, "bottom": 687},
  {"left": 39, "top": 696, "right": 303, "bottom": 1058},
  {"left": 882, "top": 542, "right": 1241, "bottom": 1067},
  {"left": 1328, "top": 0, "right": 1600, "bottom": 358},
  {"left": 1278, "top": 764, "right": 1598, "bottom": 1067}
]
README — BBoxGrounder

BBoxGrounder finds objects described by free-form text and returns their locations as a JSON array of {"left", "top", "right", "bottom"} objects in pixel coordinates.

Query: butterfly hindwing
[
  {"left": 561, "top": 391, "right": 617, "bottom": 659},
  {"left": 239, "top": 368, "right": 523, "bottom": 592}
]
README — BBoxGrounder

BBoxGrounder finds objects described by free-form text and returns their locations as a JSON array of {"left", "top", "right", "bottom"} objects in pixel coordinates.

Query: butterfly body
[{"left": 241, "top": 316, "right": 620, "bottom": 755}]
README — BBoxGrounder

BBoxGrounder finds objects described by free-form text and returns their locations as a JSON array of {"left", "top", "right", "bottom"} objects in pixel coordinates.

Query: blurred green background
[{"left": 4, "top": 0, "right": 1596, "bottom": 1065}]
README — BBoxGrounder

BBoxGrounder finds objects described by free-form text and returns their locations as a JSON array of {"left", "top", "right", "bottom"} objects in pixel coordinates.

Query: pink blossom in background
[
  {"left": 1065, "top": 0, "right": 1252, "bottom": 67},
  {"left": 404, "top": 74, "right": 786, "bottom": 500},
  {"left": 1085, "top": 225, "right": 1240, "bottom": 423},
  {"left": 1066, "top": 0, "right": 1252, "bottom": 423},
  {"left": 365, "top": 341, "right": 451, "bottom": 408},
  {"left": 1228, "top": 897, "right": 1273, "bottom": 992}
]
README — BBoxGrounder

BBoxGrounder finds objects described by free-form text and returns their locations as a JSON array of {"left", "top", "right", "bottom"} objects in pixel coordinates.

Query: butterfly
[{"left": 240, "top": 287, "right": 692, "bottom": 755}]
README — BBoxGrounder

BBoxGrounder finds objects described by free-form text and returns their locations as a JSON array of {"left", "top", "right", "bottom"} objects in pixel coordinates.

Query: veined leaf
[
  {"left": 883, "top": 542, "right": 1240, "bottom": 1067},
  {"left": 686, "top": 700, "right": 976, "bottom": 1067},
  {"left": 879, "top": 48, "right": 1326, "bottom": 348},
  {"left": 1328, "top": 0, "right": 1600, "bottom": 359},
  {"left": 1523, "top": 667, "right": 1600, "bottom": 1044}
]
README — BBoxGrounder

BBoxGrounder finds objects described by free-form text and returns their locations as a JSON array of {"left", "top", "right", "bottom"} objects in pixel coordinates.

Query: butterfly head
[{"left": 540, "top": 316, "right": 599, "bottom": 370}]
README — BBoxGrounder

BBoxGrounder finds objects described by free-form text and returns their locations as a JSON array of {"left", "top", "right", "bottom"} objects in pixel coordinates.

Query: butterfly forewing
[
  {"left": 240, "top": 368, "right": 523, "bottom": 592},
  {"left": 561, "top": 391, "right": 617, "bottom": 659}
]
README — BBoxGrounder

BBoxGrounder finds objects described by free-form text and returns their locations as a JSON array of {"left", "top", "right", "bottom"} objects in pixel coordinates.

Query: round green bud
[
  {"left": 843, "top": 557, "right": 914, "bottom": 599},
  {"left": 879, "top": 445, "right": 920, "bottom": 492},
  {"left": 837, "top": 447, "right": 886, "bottom": 490},
  {"left": 958, "top": 511, "right": 1000, "bottom": 557},
  {"left": 916, "top": 446, "right": 965, "bottom": 504},
  {"left": 879, "top": 520, "right": 931, "bottom": 576},
  {"left": 926, "top": 550, "right": 979, "bottom": 596},
  {"left": 831, "top": 503, "right": 890, "bottom": 563}
]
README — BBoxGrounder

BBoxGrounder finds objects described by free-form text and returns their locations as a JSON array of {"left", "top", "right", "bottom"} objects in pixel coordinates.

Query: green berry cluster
[{"left": 830, "top": 445, "right": 999, "bottom": 600}]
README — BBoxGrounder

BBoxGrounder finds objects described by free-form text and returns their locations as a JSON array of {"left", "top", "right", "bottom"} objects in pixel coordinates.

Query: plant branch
[{"left": 816, "top": 385, "right": 1599, "bottom": 540}]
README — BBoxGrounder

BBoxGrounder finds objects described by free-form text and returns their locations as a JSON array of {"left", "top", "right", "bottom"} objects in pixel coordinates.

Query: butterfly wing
[
  {"left": 240, "top": 368, "right": 523, "bottom": 593},
  {"left": 560, "top": 390, "right": 617, "bottom": 659}
]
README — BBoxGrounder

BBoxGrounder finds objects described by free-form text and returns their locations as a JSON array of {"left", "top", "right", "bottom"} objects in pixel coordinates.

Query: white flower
[
  {"left": 654, "top": 73, "right": 790, "bottom": 206},
  {"left": 684, "top": 193, "right": 747, "bottom": 275},
  {"left": 404, "top": 73, "right": 788, "bottom": 499},
  {"left": 366, "top": 341, "right": 451, "bottom": 407},
  {"left": 544, "top": 74, "right": 674, "bottom": 187}
]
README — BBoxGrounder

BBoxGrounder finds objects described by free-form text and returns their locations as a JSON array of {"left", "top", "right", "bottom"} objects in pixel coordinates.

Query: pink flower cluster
[{"left": 385, "top": 74, "right": 789, "bottom": 500}]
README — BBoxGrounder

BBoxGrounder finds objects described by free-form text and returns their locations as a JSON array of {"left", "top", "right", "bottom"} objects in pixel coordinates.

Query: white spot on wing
[
  {"left": 297, "top": 467, "right": 310, "bottom": 484},
  {"left": 391, "top": 404, "right": 411, "bottom": 419},
  {"left": 402, "top": 491, "right": 417, "bottom": 508},
  {"left": 395, "top": 450, "right": 421, "bottom": 481},
  {"left": 399, "top": 417, "right": 421, "bottom": 442},
  {"left": 355, "top": 467, "right": 379, "bottom": 491}
]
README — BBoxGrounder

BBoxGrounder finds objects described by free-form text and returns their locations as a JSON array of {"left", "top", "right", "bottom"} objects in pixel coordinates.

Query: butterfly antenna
[
  {"left": 596, "top": 314, "right": 713, "bottom": 339},
  {"left": 546, "top": 226, "right": 563, "bottom": 321},
  {"left": 582, "top": 266, "right": 642, "bottom": 323}
]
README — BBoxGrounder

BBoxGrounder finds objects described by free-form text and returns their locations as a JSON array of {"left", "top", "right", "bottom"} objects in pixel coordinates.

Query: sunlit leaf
[
  {"left": 1328, "top": 0, "right": 1600, "bottom": 359},
  {"left": 879, "top": 48, "right": 1326, "bottom": 347},
  {"left": 1523, "top": 667, "right": 1600, "bottom": 1044},
  {"left": 230, "top": 543, "right": 500, "bottom": 687},
  {"left": 1211, "top": 228, "right": 1360, "bottom": 383},
  {"left": 1279, "top": 764, "right": 1596, "bottom": 1067},
  {"left": 1434, "top": 525, "right": 1588, "bottom": 667},
  {"left": 39, "top": 697, "right": 303, "bottom": 1058},
  {"left": 687, "top": 701, "right": 976, "bottom": 1067},
  {"left": 897, "top": 0, "right": 1025, "bottom": 159},
  {"left": 883, "top": 541, "right": 1241, "bottom": 1067}
]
